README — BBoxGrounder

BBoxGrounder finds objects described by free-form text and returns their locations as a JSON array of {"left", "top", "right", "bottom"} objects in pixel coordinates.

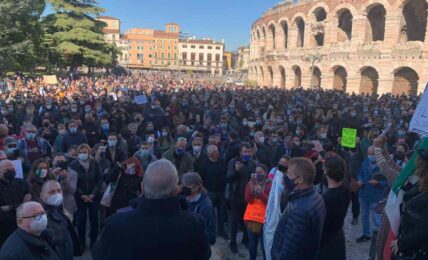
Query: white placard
[
  {"left": 134, "top": 95, "right": 148, "bottom": 105},
  {"left": 12, "top": 160, "right": 23, "bottom": 179},
  {"left": 409, "top": 84, "right": 428, "bottom": 137}
]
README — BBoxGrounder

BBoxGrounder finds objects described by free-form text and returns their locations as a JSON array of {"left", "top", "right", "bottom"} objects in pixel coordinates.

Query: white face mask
[
  {"left": 258, "top": 137, "right": 265, "bottom": 143},
  {"left": 30, "top": 214, "right": 48, "bottom": 234},
  {"left": 193, "top": 146, "right": 202, "bottom": 153},
  {"left": 46, "top": 193, "right": 63, "bottom": 207}
]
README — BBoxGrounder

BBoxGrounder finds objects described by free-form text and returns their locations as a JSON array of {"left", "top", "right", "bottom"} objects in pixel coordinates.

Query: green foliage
[
  {"left": 44, "top": 0, "right": 116, "bottom": 70},
  {"left": 0, "top": 0, "right": 45, "bottom": 72}
]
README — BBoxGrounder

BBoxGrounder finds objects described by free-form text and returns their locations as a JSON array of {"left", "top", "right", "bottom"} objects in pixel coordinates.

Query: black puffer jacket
[{"left": 397, "top": 188, "right": 428, "bottom": 259}]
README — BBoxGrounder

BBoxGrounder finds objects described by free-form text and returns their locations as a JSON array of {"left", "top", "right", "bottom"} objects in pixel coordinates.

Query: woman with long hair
[{"left": 27, "top": 158, "right": 55, "bottom": 201}]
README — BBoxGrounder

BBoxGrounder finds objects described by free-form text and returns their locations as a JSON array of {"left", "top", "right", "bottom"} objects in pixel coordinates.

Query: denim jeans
[
  {"left": 208, "top": 191, "right": 226, "bottom": 233},
  {"left": 247, "top": 226, "right": 265, "bottom": 260},
  {"left": 77, "top": 200, "right": 99, "bottom": 247},
  {"left": 359, "top": 198, "right": 381, "bottom": 237}
]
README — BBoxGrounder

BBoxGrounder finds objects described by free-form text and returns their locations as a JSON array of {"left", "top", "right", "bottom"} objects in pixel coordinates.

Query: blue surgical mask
[
  {"left": 368, "top": 155, "right": 376, "bottom": 163},
  {"left": 285, "top": 175, "right": 297, "bottom": 192},
  {"left": 241, "top": 155, "right": 251, "bottom": 162},
  {"left": 108, "top": 140, "right": 117, "bottom": 147},
  {"left": 26, "top": 133, "right": 35, "bottom": 140},
  {"left": 175, "top": 148, "right": 184, "bottom": 155},
  {"left": 102, "top": 123, "right": 109, "bottom": 130},
  {"left": 69, "top": 127, "right": 77, "bottom": 134}
]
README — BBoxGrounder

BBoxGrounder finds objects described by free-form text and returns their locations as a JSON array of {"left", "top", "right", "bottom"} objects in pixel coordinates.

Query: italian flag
[{"left": 384, "top": 137, "right": 428, "bottom": 258}]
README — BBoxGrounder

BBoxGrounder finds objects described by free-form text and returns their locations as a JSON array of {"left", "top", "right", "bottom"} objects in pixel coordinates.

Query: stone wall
[{"left": 248, "top": 0, "right": 428, "bottom": 95}]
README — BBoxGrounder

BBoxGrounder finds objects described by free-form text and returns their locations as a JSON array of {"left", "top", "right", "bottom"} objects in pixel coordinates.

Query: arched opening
[
  {"left": 259, "top": 66, "right": 264, "bottom": 86},
  {"left": 314, "top": 7, "right": 327, "bottom": 22},
  {"left": 295, "top": 17, "right": 305, "bottom": 47},
  {"left": 281, "top": 21, "right": 289, "bottom": 49},
  {"left": 268, "top": 66, "right": 274, "bottom": 86},
  {"left": 262, "top": 27, "right": 266, "bottom": 42},
  {"left": 293, "top": 66, "right": 302, "bottom": 87},
  {"left": 360, "top": 67, "right": 379, "bottom": 94},
  {"left": 333, "top": 66, "right": 347, "bottom": 91},
  {"left": 337, "top": 9, "right": 353, "bottom": 41},
  {"left": 401, "top": 0, "right": 428, "bottom": 42},
  {"left": 311, "top": 66, "right": 322, "bottom": 88},
  {"left": 269, "top": 24, "right": 276, "bottom": 50},
  {"left": 393, "top": 67, "right": 419, "bottom": 96},
  {"left": 257, "top": 29, "right": 261, "bottom": 40},
  {"left": 315, "top": 34, "right": 324, "bottom": 46},
  {"left": 366, "top": 5, "right": 386, "bottom": 42},
  {"left": 279, "top": 66, "right": 286, "bottom": 88}
]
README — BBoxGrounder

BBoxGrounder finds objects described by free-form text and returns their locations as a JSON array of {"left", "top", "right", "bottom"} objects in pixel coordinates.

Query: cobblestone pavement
[{"left": 77, "top": 209, "right": 371, "bottom": 260}]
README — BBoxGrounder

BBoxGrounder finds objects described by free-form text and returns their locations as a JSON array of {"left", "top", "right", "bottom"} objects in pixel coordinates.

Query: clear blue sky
[{"left": 93, "top": 0, "right": 280, "bottom": 51}]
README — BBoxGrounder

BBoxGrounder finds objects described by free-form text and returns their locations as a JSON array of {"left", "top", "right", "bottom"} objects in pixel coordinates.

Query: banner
[
  {"left": 43, "top": 75, "right": 58, "bottom": 85},
  {"left": 341, "top": 128, "right": 357, "bottom": 148},
  {"left": 244, "top": 199, "right": 267, "bottom": 224},
  {"left": 12, "top": 160, "right": 23, "bottom": 179},
  {"left": 409, "top": 84, "right": 428, "bottom": 137},
  {"left": 134, "top": 95, "right": 148, "bottom": 105}
]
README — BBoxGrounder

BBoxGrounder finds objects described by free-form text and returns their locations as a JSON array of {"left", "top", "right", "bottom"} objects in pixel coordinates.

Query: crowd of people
[{"left": 0, "top": 71, "right": 427, "bottom": 260}]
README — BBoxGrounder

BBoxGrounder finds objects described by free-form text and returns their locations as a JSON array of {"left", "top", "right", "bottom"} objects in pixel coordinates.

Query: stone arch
[
  {"left": 393, "top": 67, "right": 419, "bottom": 96},
  {"left": 313, "top": 7, "right": 327, "bottom": 22},
  {"left": 360, "top": 66, "right": 379, "bottom": 94},
  {"left": 310, "top": 66, "right": 322, "bottom": 88},
  {"left": 294, "top": 16, "right": 306, "bottom": 47},
  {"left": 400, "top": 0, "right": 428, "bottom": 42},
  {"left": 333, "top": 66, "right": 347, "bottom": 91},
  {"left": 268, "top": 22, "right": 277, "bottom": 50},
  {"left": 267, "top": 66, "right": 274, "bottom": 86},
  {"left": 279, "top": 19, "right": 290, "bottom": 49},
  {"left": 292, "top": 65, "right": 302, "bottom": 88},
  {"left": 278, "top": 65, "right": 286, "bottom": 88},
  {"left": 336, "top": 8, "right": 353, "bottom": 41},
  {"left": 259, "top": 66, "right": 265, "bottom": 85},
  {"left": 365, "top": 4, "right": 386, "bottom": 42},
  {"left": 308, "top": 3, "right": 330, "bottom": 21},
  {"left": 262, "top": 25, "right": 267, "bottom": 40}
]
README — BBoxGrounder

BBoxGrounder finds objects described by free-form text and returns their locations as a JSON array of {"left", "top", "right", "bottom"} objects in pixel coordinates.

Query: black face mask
[
  {"left": 395, "top": 151, "right": 405, "bottom": 161},
  {"left": 180, "top": 186, "right": 192, "bottom": 197},
  {"left": 277, "top": 164, "right": 288, "bottom": 173},
  {"left": 3, "top": 169, "right": 16, "bottom": 181},
  {"left": 56, "top": 161, "right": 68, "bottom": 170}
]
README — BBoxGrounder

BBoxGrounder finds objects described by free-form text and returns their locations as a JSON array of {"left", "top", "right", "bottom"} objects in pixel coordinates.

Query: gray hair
[
  {"left": 16, "top": 201, "right": 41, "bottom": 220},
  {"left": 206, "top": 145, "right": 218, "bottom": 153},
  {"left": 143, "top": 159, "right": 178, "bottom": 199}
]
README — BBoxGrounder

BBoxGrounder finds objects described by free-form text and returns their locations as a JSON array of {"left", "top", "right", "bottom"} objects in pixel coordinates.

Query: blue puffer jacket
[
  {"left": 358, "top": 159, "right": 388, "bottom": 204},
  {"left": 271, "top": 187, "right": 326, "bottom": 260},
  {"left": 188, "top": 193, "right": 217, "bottom": 245}
]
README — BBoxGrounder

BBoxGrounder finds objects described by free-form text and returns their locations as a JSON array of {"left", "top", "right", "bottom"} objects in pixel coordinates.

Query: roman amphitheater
[{"left": 248, "top": 0, "right": 428, "bottom": 95}]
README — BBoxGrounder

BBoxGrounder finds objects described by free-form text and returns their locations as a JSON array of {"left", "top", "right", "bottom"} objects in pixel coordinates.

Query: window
[
  {"left": 215, "top": 46, "right": 221, "bottom": 50},
  {"left": 191, "top": 45, "right": 196, "bottom": 49},
  {"left": 183, "top": 45, "right": 188, "bottom": 48},
  {"left": 168, "top": 53, "right": 171, "bottom": 59},
  {"left": 162, "top": 53, "right": 164, "bottom": 59},
  {"left": 191, "top": 53, "right": 196, "bottom": 66},
  {"left": 215, "top": 54, "right": 220, "bottom": 62},
  {"left": 199, "top": 53, "right": 204, "bottom": 65},
  {"left": 199, "top": 45, "right": 204, "bottom": 49},
  {"left": 207, "top": 54, "right": 212, "bottom": 67},
  {"left": 174, "top": 53, "right": 177, "bottom": 59},
  {"left": 208, "top": 46, "right": 213, "bottom": 50}
]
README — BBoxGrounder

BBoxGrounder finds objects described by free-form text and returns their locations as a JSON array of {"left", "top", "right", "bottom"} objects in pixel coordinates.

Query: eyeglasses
[{"left": 22, "top": 211, "right": 47, "bottom": 220}]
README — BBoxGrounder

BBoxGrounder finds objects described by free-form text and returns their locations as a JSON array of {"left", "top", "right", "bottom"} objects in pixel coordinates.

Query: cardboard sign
[
  {"left": 43, "top": 75, "right": 58, "bottom": 85},
  {"left": 409, "top": 84, "right": 428, "bottom": 137},
  {"left": 341, "top": 128, "right": 357, "bottom": 148},
  {"left": 12, "top": 160, "right": 24, "bottom": 179},
  {"left": 244, "top": 199, "right": 267, "bottom": 224},
  {"left": 134, "top": 95, "right": 148, "bottom": 105}
]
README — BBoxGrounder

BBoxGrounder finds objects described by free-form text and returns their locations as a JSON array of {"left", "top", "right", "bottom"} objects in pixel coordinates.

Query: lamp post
[{"left": 305, "top": 48, "right": 322, "bottom": 89}]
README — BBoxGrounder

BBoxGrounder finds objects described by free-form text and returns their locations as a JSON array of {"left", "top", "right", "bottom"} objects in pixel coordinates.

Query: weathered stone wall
[{"left": 249, "top": 0, "right": 428, "bottom": 95}]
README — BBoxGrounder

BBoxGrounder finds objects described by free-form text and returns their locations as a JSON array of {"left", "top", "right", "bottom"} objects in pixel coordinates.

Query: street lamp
[{"left": 305, "top": 48, "right": 322, "bottom": 89}]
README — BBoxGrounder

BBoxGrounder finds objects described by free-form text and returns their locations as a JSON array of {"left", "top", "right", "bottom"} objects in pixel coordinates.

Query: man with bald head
[
  {"left": 197, "top": 144, "right": 229, "bottom": 239},
  {"left": 0, "top": 159, "right": 31, "bottom": 246},
  {"left": 93, "top": 159, "right": 210, "bottom": 260},
  {"left": 0, "top": 201, "right": 60, "bottom": 259}
]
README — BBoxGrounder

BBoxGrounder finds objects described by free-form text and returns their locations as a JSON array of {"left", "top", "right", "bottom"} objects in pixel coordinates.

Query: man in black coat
[
  {"left": 92, "top": 159, "right": 210, "bottom": 260},
  {"left": 0, "top": 201, "right": 61, "bottom": 260}
]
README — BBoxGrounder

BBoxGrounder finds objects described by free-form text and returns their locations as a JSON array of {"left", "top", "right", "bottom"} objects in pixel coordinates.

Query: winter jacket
[
  {"left": 69, "top": 158, "right": 103, "bottom": 204},
  {"left": 198, "top": 158, "right": 227, "bottom": 193},
  {"left": 60, "top": 132, "right": 88, "bottom": 153},
  {"left": 0, "top": 228, "right": 60, "bottom": 260},
  {"left": 17, "top": 137, "right": 52, "bottom": 172},
  {"left": 188, "top": 193, "right": 217, "bottom": 245},
  {"left": 358, "top": 159, "right": 388, "bottom": 204},
  {"left": 226, "top": 157, "right": 257, "bottom": 204},
  {"left": 92, "top": 197, "right": 211, "bottom": 260},
  {"left": 162, "top": 148, "right": 195, "bottom": 177},
  {"left": 271, "top": 187, "right": 326, "bottom": 260}
]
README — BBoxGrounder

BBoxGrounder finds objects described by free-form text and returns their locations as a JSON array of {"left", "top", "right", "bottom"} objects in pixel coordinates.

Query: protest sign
[
  {"left": 12, "top": 160, "right": 23, "bottom": 179},
  {"left": 134, "top": 94, "right": 148, "bottom": 105},
  {"left": 43, "top": 75, "right": 58, "bottom": 85},
  {"left": 341, "top": 128, "right": 357, "bottom": 148},
  {"left": 409, "top": 84, "right": 428, "bottom": 137},
  {"left": 244, "top": 199, "right": 267, "bottom": 224}
]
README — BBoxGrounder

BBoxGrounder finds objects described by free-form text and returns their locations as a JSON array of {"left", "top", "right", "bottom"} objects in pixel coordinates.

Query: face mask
[
  {"left": 46, "top": 193, "right": 63, "bottom": 207},
  {"left": 102, "top": 124, "right": 109, "bottom": 130},
  {"left": 220, "top": 123, "right": 227, "bottom": 129},
  {"left": 241, "top": 154, "right": 251, "bottom": 162},
  {"left": 26, "top": 133, "right": 36, "bottom": 140},
  {"left": 147, "top": 136, "right": 155, "bottom": 143},
  {"left": 294, "top": 141, "right": 301, "bottom": 146},
  {"left": 193, "top": 146, "right": 202, "bottom": 153},
  {"left": 175, "top": 148, "right": 185, "bottom": 155},
  {"left": 320, "top": 133, "right": 327, "bottom": 139},
  {"left": 30, "top": 214, "right": 48, "bottom": 234},
  {"left": 351, "top": 112, "right": 357, "bottom": 117},
  {"left": 108, "top": 140, "right": 117, "bottom": 147},
  {"left": 395, "top": 151, "right": 405, "bottom": 160},
  {"left": 78, "top": 153, "right": 88, "bottom": 161},
  {"left": 36, "top": 169, "right": 48, "bottom": 179},
  {"left": 46, "top": 105, "right": 52, "bottom": 110},
  {"left": 368, "top": 156, "right": 376, "bottom": 163},
  {"left": 139, "top": 149, "right": 150, "bottom": 157},
  {"left": 277, "top": 164, "right": 288, "bottom": 173},
  {"left": 285, "top": 175, "right": 297, "bottom": 192},
  {"left": 295, "top": 130, "right": 301, "bottom": 136},
  {"left": 258, "top": 136, "right": 265, "bottom": 143},
  {"left": 126, "top": 166, "right": 136, "bottom": 175},
  {"left": 69, "top": 127, "right": 77, "bottom": 134},
  {"left": 271, "top": 137, "right": 278, "bottom": 143},
  {"left": 3, "top": 169, "right": 16, "bottom": 181},
  {"left": 1, "top": 110, "right": 7, "bottom": 116},
  {"left": 398, "top": 130, "right": 406, "bottom": 137},
  {"left": 256, "top": 174, "right": 265, "bottom": 182},
  {"left": 71, "top": 108, "right": 77, "bottom": 113},
  {"left": 6, "top": 147, "right": 17, "bottom": 155},
  {"left": 242, "top": 120, "right": 248, "bottom": 126},
  {"left": 180, "top": 186, "right": 192, "bottom": 197},
  {"left": 162, "top": 131, "right": 168, "bottom": 137}
]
